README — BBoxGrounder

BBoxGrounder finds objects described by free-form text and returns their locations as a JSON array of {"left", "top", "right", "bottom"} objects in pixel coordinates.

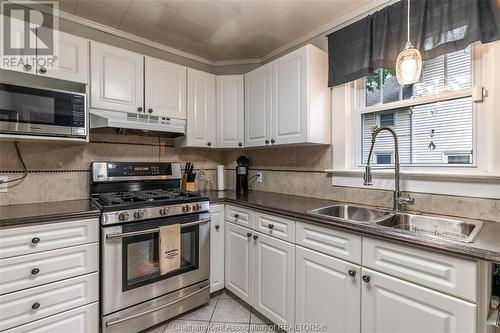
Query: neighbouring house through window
[{"left": 359, "top": 46, "right": 474, "bottom": 166}]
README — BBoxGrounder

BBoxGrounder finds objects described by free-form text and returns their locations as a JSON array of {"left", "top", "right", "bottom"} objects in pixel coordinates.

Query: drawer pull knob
[
  {"left": 31, "top": 268, "right": 40, "bottom": 275},
  {"left": 268, "top": 224, "right": 275, "bottom": 230},
  {"left": 348, "top": 270, "right": 356, "bottom": 277},
  {"left": 31, "top": 302, "right": 40, "bottom": 310},
  {"left": 31, "top": 237, "right": 40, "bottom": 244},
  {"left": 362, "top": 275, "right": 371, "bottom": 283},
  {"left": 253, "top": 235, "right": 259, "bottom": 240},
  {"left": 247, "top": 232, "right": 252, "bottom": 238},
  {"left": 215, "top": 225, "right": 220, "bottom": 231},
  {"left": 234, "top": 214, "right": 240, "bottom": 219}
]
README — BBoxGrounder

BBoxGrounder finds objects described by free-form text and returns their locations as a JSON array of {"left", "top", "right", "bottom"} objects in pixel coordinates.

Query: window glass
[
  {"left": 361, "top": 97, "right": 473, "bottom": 165},
  {"left": 376, "top": 154, "right": 392, "bottom": 164},
  {"left": 379, "top": 113, "right": 395, "bottom": 127}
]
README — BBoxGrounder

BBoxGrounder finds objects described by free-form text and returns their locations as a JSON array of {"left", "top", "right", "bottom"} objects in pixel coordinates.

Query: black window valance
[{"left": 327, "top": 0, "right": 500, "bottom": 87}]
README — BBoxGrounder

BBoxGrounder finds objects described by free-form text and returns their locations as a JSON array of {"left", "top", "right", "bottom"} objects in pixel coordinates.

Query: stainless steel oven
[
  {"left": 101, "top": 211, "right": 210, "bottom": 333},
  {"left": 0, "top": 83, "right": 86, "bottom": 138}
]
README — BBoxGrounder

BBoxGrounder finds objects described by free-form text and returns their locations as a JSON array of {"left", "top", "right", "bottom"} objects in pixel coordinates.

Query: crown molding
[{"left": 16, "top": 0, "right": 395, "bottom": 68}]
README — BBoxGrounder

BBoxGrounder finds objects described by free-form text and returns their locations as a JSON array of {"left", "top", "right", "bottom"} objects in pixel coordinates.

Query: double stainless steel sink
[{"left": 307, "top": 204, "right": 484, "bottom": 243}]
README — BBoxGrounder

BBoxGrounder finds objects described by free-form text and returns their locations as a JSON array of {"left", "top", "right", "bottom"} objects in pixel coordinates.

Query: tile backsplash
[{"left": 1, "top": 139, "right": 499, "bottom": 223}]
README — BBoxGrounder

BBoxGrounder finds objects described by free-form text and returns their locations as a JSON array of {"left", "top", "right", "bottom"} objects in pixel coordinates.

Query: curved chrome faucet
[{"left": 363, "top": 126, "right": 415, "bottom": 211}]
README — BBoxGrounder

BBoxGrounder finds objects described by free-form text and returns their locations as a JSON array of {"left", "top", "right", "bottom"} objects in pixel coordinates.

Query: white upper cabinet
[
  {"left": 0, "top": 16, "right": 36, "bottom": 74},
  {"left": 40, "top": 31, "right": 88, "bottom": 83},
  {"left": 245, "top": 44, "right": 330, "bottom": 147},
  {"left": 216, "top": 75, "right": 244, "bottom": 148},
  {"left": 145, "top": 56, "right": 186, "bottom": 119},
  {"left": 182, "top": 68, "right": 216, "bottom": 148},
  {"left": 245, "top": 63, "right": 273, "bottom": 147},
  {"left": 90, "top": 42, "right": 144, "bottom": 113}
]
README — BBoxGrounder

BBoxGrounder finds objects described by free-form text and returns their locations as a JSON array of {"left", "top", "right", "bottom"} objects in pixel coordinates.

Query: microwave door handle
[
  {"left": 105, "top": 218, "right": 210, "bottom": 240},
  {"left": 105, "top": 285, "right": 210, "bottom": 327}
]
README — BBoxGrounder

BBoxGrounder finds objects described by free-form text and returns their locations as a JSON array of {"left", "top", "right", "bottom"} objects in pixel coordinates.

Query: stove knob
[
  {"left": 192, "top": 204, "right": 200, "bottom": 211},
  {"left": 159, "top": 207, "right": 169, "bottom": 216},
  {"left": 118, "top": 212, "right": 130, "bottom": 221},
  {"left": 134, "top": 210, "right": 145, "bottom": 219},
  {"left": 182, "top": 205, "right": 191, "bottom": 213}
]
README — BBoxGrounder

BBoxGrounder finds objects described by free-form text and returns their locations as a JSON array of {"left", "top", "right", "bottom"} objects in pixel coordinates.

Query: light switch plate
[
  {"left": 256, "top": 172, "right": 263, "bottom": 183},
  {"left": 0, "top": 176, "right": 8, "bottom": 192}
]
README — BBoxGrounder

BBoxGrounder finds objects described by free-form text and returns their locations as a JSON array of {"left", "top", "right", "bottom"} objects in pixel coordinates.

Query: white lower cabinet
[
  {"left": 295, "top": 246, "right": 360, "bottom": 333},
  {"left": 2, "top": 302, "right": 98, "bottom": 333},
  {"left": 225, "top": 222, "right": 254, "bottom": 304},
  {"left": 210, "top": 205, "right": 225, "bottom": 293},
  {"left": 361, "top": 268, "right": 477, "bottom": 333},
  {"left": 254, "top": 233, "right": 295, "bottom": 326}
]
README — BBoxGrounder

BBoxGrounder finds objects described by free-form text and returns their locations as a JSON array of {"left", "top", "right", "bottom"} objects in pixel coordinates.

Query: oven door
[
  {"left": 101, "top": 212, "right": 210, "bottom": 315},
  {"left": 0, "top": 83, "right": 86, "bottom": 137}
]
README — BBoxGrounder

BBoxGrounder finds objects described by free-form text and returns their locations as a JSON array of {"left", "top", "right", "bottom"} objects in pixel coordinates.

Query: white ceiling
[{"left": 54, "top": 0, "right": 373, "bottom": 62}]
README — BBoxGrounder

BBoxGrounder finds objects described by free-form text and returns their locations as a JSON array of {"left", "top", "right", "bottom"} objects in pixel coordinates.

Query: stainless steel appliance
[
  {"left": 0, "top": 83, "right": 86, "bottom": 138},
  {"left": 91, "top": 162, "right": 210, "bottom": 333}
]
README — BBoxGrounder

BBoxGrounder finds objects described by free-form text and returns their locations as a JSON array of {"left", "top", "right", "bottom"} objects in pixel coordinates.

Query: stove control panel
[
  {"left": 102, "top": 201, "right": 210, "bottom": 225},
  {"left": 92, "top": 162, "right": 182, "bottom": 182}
]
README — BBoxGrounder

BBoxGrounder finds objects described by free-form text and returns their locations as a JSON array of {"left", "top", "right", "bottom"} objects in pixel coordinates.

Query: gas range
[{"left": 90, "top": 161, "right": 209, "bottom": 225}]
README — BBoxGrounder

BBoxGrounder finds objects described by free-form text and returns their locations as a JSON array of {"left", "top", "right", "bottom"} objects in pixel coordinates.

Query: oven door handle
[
  {"left": 105, "top": 218, "right": 210, "bottom": 240},
  {"left": 105, "top": 285, "right": 210, "bottom": 327}
]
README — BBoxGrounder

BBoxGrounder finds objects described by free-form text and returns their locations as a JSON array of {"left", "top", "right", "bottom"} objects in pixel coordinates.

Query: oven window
[{"left": 122, "top": 225, "right": 199, "bottom": 291}]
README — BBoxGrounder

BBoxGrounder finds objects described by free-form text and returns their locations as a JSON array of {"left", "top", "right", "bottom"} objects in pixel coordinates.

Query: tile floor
[{"left": 144, "top": 289, "right": 282, "bottom": 333}]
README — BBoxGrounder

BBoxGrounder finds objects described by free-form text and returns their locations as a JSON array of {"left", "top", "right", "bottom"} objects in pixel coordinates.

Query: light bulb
[{"left": 396, "top": 41, "right": 422, "bottom": 85}]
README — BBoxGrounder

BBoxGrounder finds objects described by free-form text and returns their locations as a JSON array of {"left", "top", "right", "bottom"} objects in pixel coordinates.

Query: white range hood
[{"left": 90, "top": 109, "right": 186, "bottom": 138}]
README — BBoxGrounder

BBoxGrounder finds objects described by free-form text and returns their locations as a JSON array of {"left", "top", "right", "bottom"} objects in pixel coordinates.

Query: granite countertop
[
  {"left": 0, "top": 199, "right": 101, "bottom": 227},
  {"left": 205, "top": 190, "right": 500, "bottom": 263}
]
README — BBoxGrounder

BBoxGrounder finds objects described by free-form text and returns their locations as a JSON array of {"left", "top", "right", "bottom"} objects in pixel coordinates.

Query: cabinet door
[
  {"left": 361, "top": 268, "right": 477, "bottom": 333},
  {"left": 145, "top": 57, "right": 186, "bottom": 119},
  {"left": 245, "top": 63, "right": 272, "bottom": 147},
  {"left": 90, "top": 42, "right": 144, "bottom": 113},
  {"left": 210, "top": 205, "right": 225, "bottom": 293},
  {"left": 225, "top": 222, "right": 253, "bottom": 304},
  {"left": 0, "top": 15, "right": 36, "bottom": 74},
  {"left": 295, "top": 246, "right": 360, "bottom": 333},
  {"left": 186, "top": 68, "right": 216, "bottom": 147},
  {"left": 39, "top": 31, "right": 88, "bottom": 83},
  {"left": 216, "top": 75, "right": 244, "bottom": 148},
  {"left": 253, "top": 232, "right": 295, "bottom": 326},
  {"left": 272, "top": 47, "right": 307, "bottom": 145}
]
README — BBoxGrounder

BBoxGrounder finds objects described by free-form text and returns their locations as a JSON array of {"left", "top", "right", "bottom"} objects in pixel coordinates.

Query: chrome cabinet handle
[
  {"left": 247, "top": 232, "right": 252, "bottom": 238},
  {"left": 362, "top": 275, "right": 371, "bottom": 283},
  {"left": 106, "top": 219, "right": 210, "bottom": 240},
  {"left": 31, "top": 302, "right": 40, "bottom": 310},
  {"left": 31, "top": 268, "right": 40, "bottom": 275},
  {"left": 265, "top": 139, "right": 269, "bottom": 144},
  {"left": 238, "top": 142, "right": 242, "bottom": 147},
  {"left": 31, "top": 237, "right": 40, "bottom": 244},
  {"left": 234, "top": 214, "right": 239, "bottom": 219},
  {"left": 137, "top": 107, "right": 143, "bottom": 112},
  {"left": 253, "top": 234, "right": 258, "bottom": 240},
  {"left": 268, "top": 224, "right": 275, "bottom": 230},
  {"left": 215, "top": 225, "right": 220, "bottom": 231},
  {"left": 106, "top": 285, "right": 210, "bottom": 327},
  {"left": 348, "top": 270, "right": 356, "bottom": 277},
  {"left": 271, "top": 139, "right": 275, "bottom": 144},
  {"left": 148, "top": 108, "right": 153, "bottom": 114},
  {"left": 39, "top": 67, "right": 47, "bottom": 74}
]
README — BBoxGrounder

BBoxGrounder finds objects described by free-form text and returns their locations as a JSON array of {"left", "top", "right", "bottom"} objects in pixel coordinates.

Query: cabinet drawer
[
  {"left": 2, "top": 302, "right": 98, "bottom": 333},
  {"left": 0, "top": 273, "right": 98, "bottom": 331},
  {"left": 295, "top": 221, "right": 362, "bottom": 264},
  {"left": 254, "top": 211, "right": 295, "bottom": 242},
  {"left": 0, "top": 219, "right": 99, "bottom": 259},
  {"left": 363, "top": 238, "right": 477, "bottom": 302},
  {"left": 225, "top": 205, "right": 254, "bottom": 228},
  {"left": 0, "top": 244, "right": 98, "bottom": 295}
]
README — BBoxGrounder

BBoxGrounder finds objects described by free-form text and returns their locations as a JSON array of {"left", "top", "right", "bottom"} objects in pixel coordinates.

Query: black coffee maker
[{"left": 236, "top": 155, "right": 249, "bottom": 196}]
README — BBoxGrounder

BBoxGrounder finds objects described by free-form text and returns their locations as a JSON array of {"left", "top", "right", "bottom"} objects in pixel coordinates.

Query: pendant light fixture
[{"left": 396, "top": 0, "right": 422, "bottom": 85}]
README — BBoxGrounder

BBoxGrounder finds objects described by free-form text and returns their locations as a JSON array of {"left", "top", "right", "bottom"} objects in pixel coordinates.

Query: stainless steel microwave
[{"left": 0, "top": 83, "right": 87, "bottom": 138}]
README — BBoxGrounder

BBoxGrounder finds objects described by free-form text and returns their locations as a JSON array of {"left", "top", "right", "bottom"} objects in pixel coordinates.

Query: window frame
[{"left": 353, "top": 44, "right": 479, "bottom": 169}]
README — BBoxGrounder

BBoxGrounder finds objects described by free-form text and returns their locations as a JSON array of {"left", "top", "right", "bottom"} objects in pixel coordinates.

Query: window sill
[{"left": 324, "top": 169, "right": 500, "bottom": 199}]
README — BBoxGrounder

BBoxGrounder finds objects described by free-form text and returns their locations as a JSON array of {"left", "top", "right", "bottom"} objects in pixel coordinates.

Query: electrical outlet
[
  {"left": 0, "top": 176, "right": 8, "bottom": 193},
  {"left": 256, "top": 172, "right": 263, "bottom": 183}
]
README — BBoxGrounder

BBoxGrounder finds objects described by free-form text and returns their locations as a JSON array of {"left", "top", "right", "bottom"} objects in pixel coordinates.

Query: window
[
  {"left": 359, "top": 46, "right": 474, "bottom": 166},
  {"left": 376, "top": 153, "right": 393, "bottom": 164},
  {"left": 378, "top": 112, "right": 395, "bottom": 127}
]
